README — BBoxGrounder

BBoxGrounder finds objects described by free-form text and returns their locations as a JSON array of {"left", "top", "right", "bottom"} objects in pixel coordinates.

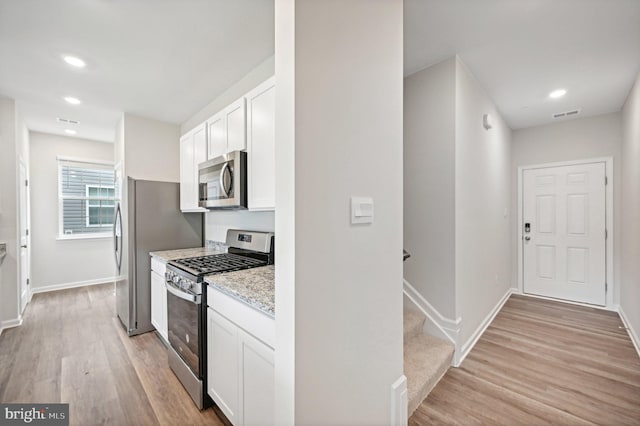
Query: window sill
[{"left": 57, "top": 234, "right": 112, "bottom": 241}]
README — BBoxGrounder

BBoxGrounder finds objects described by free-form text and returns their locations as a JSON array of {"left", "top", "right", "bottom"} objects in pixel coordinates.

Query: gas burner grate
[{"left": 172, "top": 253, "right": 266, "bottom": 275}]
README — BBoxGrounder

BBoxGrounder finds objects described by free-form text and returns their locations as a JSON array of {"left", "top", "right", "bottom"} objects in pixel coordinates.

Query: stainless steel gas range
[{"left": 164, "top": 229, "right": 274, "bottom": 410}]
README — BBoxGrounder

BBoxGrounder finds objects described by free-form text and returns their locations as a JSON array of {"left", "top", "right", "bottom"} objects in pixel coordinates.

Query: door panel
[{"left": 523, "top": 162, "right": 606, "bottom": 305}]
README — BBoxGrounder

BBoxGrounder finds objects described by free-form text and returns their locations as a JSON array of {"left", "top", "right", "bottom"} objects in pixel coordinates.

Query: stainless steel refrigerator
[{"left": 114, "top": 177, "right": 203, "bottom": 336}]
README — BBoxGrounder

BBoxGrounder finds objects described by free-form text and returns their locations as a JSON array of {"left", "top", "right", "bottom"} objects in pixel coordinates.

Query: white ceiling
[
  {"left": 405, "top": 0, "right": 640, "bottom": 129},
  {"left": 0, "top": 0, "right": 274, "bottom": 142},
  {"left": 1, "top": 1, "right": 638, "bottom": 140}
]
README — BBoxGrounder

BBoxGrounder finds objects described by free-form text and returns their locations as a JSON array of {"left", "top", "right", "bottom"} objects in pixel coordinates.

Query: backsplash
[
  {"left": 206, "top": 240, "right": 228, "bottom": 252},
  {"left": 205, "top": 210, "right": 275, "bottom": 242}
]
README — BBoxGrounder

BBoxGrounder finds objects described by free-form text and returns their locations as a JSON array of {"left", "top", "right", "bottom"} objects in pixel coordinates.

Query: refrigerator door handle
[{"left": 114, "top": 203, "right": 123, "bottom": 272}]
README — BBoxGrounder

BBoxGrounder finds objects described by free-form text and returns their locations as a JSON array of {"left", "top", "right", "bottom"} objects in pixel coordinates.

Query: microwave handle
[{"left": 219, "top": 161, "right": 230, "bottom": 197}]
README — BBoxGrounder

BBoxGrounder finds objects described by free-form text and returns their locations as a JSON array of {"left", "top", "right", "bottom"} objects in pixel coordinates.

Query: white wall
[
  {"left": 0, "top": 98, "right": 18, "bottom": 326},
  {"left": 454, "top": 58, "right": 512, "bottom": 347},
  {"left": 122, "top": 113, "right": 181, "bottom": 182},
  {"left": 275, "top": 1, "right": 404, "bottom": 424},
  {"left": 179, "top": 56, "right": 276, "bottom": 243},
  {"left": 181, "top": 55, "right": 274, "bottom": 135},
  {"left": 29, "top": 132, "right": 115, "bottom": 290},
  {"left": 0, "top": 98, "right": 29, "bottom": 327},
  {"left": 404, "top": 58, "right": 457, "bottom": 319},
  {"left": 511, "top": 112, "right": 623, "bottom": 304},
  {"left": 621, "top": 72, "right": 640, "bottom": 341}
]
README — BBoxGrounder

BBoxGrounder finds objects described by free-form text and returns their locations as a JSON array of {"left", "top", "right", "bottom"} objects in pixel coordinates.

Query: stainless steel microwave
[{"left": 198, "top": 151, "right": 247, "bottom": 209}]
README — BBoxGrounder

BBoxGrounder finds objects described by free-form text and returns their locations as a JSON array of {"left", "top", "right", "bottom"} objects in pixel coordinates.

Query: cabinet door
[
  {"left": 151, "top": 271, "right": 167, "bottom": 341},
  {"left": 226, "top": 97, "right": 247, "bottom": 153},
  {"left": 208, "top": 112, "right": 226, "bottom": 160},
  {"left": 246, "top": 78, "right": 275, "bottom": 211},
  {"left": 179, "top": 135, "right": 194, "bottom": 211},
  {"left": 193, "top": 124, "right": 208, "bottom": 176},
  {"left": 239, "top": 328, "right": 275, "bottom": 426},
  {"left": 208, "top": 308, "right": 239, "bottom": 425}
]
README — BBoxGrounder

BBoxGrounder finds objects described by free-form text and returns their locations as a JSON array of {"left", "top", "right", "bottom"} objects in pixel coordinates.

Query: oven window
[{"left": 167, "top": 291, "right": 201, "bottom": 377}]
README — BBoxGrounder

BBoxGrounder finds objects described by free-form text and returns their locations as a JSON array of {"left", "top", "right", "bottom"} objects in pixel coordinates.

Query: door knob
[{"left": 524, "top": 236, "right": 531, "bottom": 241}]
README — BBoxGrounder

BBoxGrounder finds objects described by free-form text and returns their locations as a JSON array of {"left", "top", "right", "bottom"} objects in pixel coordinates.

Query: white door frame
[
  {"left": 517, "top": 157, "right": 614, "bottom": 310},
  {"left": 18, "top": 158, "right": 31, "bottom": 314}
]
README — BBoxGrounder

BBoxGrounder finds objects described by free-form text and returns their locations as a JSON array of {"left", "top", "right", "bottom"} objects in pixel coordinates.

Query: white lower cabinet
[
  {"left": 208, "top": 308, "right": 240, "bottom": 424},
  {"left": 238, "top": 328, "right": 275, "bottom": 425},
  {"left": 207, "top": 306, "right": 275, "bottom": 425},
  {"left": 150, "top": 259, "right": 168, "bottom": 341}
]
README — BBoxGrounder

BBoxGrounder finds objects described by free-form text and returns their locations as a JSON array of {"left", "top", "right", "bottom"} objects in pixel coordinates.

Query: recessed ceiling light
[
  {"left": 549, "top": 89, "right": 567, "bottom": 99},
  {"left": 65, "top": 129, "right": 77, "bottom": 135},
  {"left": 63, "top": 55, "right": 86, "bottom": 68},
  {"left": 64, "top": 96, "right": 81, "bottom": 105}
]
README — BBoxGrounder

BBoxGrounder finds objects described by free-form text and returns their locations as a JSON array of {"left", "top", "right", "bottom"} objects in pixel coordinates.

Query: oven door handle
[{"left": 165, "top": 282, "right": 201, "bottom": 304}]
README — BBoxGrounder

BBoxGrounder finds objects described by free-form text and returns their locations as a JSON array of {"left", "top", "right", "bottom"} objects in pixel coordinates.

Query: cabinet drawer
[
  {"left": 151, "top": 257, "right": 167, "bottom": 276},
  {"left": 207, "top": 285, "right": 275, "bottom": 349}
]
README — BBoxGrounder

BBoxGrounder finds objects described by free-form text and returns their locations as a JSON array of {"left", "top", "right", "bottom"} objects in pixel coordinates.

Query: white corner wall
[
  {"left": 511, "top": 112, "right": 623, "bottom": 304},
  {"left": 454, "top": 58, "right": 512, "bottom": 348},
  {"left": 29, "top": 132, "right": 115, "bottom": 290},
  {"left": 621, "top": 71, "right": 640, "bottom": 343},
  {"left": 275, "top": 0, "right": 404, "bottom": 424},
  {"left": 0, "top": 98, "right": 30, "bottom": 328},
  {"left": 404, "top": 58, "right": 457, "bottom": 320},
  {"left": 0, "top": 98, "right": 19, "bottom": 325}
]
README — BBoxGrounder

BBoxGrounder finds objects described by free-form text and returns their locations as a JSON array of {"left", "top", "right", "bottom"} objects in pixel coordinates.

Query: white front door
[
  {"left": 19, "top": 162, "right": 30, "bottom": 312},
  {"left": 523, "top": 162, "right": 606, "bottom": 306}
]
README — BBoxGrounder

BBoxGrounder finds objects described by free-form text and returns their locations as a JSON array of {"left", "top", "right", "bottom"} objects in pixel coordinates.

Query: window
[
  {"left": 86, "top": 186, "right": 115, "bottom": 227},
  {"left": 58, "top": 159, "right": 116, "bottom": 238}
]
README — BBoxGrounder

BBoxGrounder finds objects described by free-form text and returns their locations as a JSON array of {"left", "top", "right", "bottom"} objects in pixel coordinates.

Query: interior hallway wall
[
  {"left": 511, "top": 112, "right": 623, "bottom": 304},
  {"left": 404, "top": 58, "right": 457, "bottom": 320},
  {"left": 454, "top": 58, "right": 512, "bottom": 349},
  {"left": 29, "top": 132, "right": 115, "bottom": 290},
  {"left": 275, "top": 0, "right": 404, "bottom": 423},
  {"left": 621, "top": 71, "right": 640, "bottom": 345}
]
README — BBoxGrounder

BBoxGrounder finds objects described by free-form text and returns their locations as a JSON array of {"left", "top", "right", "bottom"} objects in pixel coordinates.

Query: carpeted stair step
[
  {"left": 404, "top": 333, "right": 454, "bottom": 417},
  {"left": 404, "top": 308, "right": 426, "bottom": 340}
]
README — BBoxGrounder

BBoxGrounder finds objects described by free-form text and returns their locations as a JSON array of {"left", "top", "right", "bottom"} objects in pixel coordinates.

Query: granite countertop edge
[
  {"left": 149, "top": 247, "right": 225, "bottom": 262},
  {"left": 206, "top": 280, "right": 275, "bottom": 319}
]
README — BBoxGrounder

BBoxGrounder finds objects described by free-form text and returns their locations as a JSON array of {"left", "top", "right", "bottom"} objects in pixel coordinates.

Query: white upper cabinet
[
  {"left": 207, "top": 97, "right": 247, "bottom": 160},
  {"left": 179, "top": 123, "right": 207, "bottom": 212},
  {"left": 246, "top": 77, "right": 276, "bottom": 211},
  {"left": 207, "top": 112, "right": 226, "bottom": 160},
  {"left": 226, "top": 98, "right": 247, "bottom": 153}
]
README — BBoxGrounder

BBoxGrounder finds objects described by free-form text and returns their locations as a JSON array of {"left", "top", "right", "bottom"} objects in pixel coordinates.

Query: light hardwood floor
[
  {"left": 0, "top": 283, "right": 225, "bottom": 426},
  {"left": 410, "top": 295, "right": 640, "bottom": 425}
]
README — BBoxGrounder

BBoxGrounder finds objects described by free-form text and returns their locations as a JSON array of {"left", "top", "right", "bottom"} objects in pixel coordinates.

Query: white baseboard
[
  {"left": 455, "top": 288, "right": 513, "bottom": 367},
  {"left": 618, "top": 306, "right": 640, "bottom": 359},
  {"left": 0, "top": 316, "right": 23, "bottom": 336},
  {"left": 31, "top": 277, "right": 116, "bottom": 294},
  {"left": 403, "top": 279, "right": 460, "bottom": 347},
  {"left": 514, "top": 289, "right": 618, "bottom": 312},
  {"left": 390, "top": 375, "right": 408, "bottom": 426}
]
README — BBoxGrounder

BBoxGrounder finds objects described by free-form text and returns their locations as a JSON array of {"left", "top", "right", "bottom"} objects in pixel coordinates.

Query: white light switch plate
[{"left": 351, "top": 197, "right": 374, "bottom": 224}]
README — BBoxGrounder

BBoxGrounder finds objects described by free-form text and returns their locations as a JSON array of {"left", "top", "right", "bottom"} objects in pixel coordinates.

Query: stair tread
[
  {"left": 403, "top": 308, "right": 426, "bottom": 339},
  {"left": 404, "top": 333, "right": 454, "bottom": 417}
]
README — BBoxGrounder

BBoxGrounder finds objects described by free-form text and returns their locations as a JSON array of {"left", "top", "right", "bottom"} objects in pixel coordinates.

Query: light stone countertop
[
  {"left": 205, "top": 265, "right": 275, "bottom": 318},
  {"left": 149, "top": 247, "right": 225, "bottom": 262}
]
